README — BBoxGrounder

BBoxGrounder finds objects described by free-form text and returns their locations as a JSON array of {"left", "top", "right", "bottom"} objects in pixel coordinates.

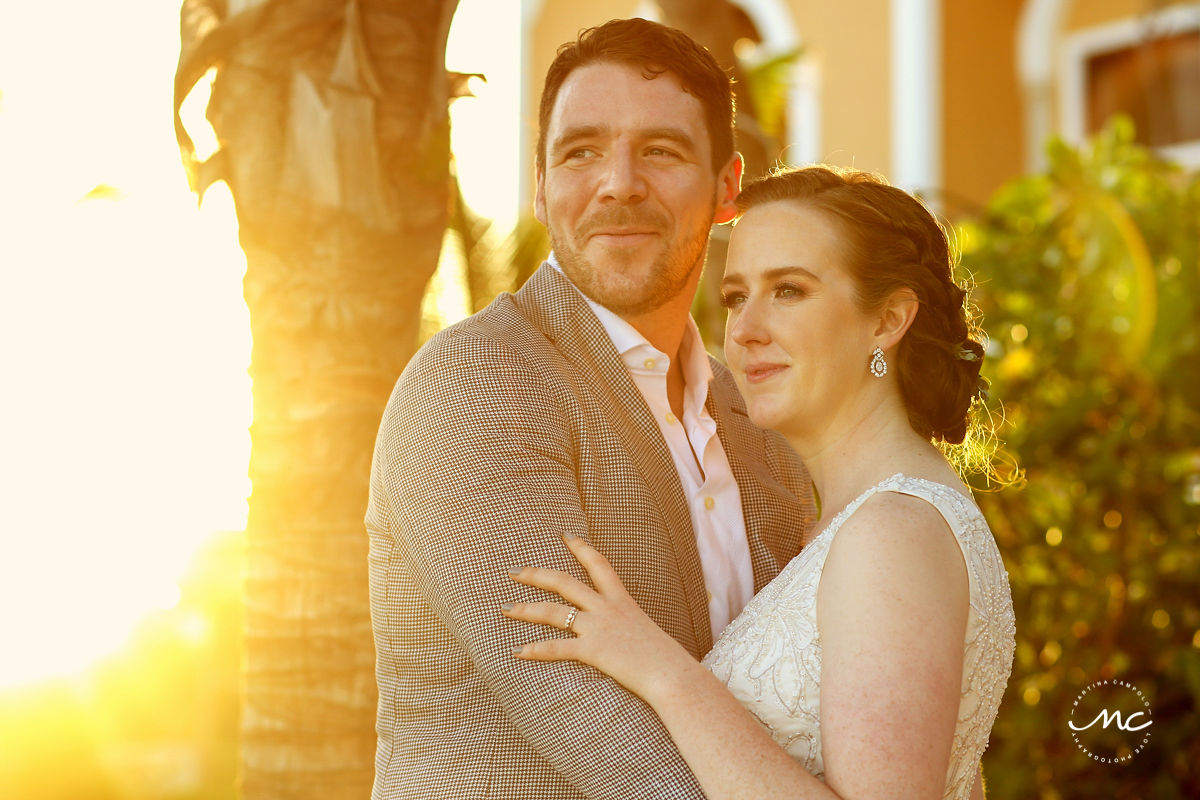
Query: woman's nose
[{"left": 727, "top": 298, "right": 770, "bottom": 347}]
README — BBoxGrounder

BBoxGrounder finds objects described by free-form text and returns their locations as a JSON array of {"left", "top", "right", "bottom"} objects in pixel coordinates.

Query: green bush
[{"left": 960, "top": 119, "right": 1200, "bottom": 798}]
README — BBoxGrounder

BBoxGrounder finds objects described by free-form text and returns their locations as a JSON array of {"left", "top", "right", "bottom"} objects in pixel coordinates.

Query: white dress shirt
[{"left": 549, "top": 254, "right": 754, "bottom": 639}]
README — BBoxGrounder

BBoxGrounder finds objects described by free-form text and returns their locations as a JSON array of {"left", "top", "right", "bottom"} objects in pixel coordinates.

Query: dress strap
[
  {"left": 873, "top": 475, "right": 982, "bottom": 540},
  {"left": 814, "top": 473, "right": 904, "bottom": 544}
]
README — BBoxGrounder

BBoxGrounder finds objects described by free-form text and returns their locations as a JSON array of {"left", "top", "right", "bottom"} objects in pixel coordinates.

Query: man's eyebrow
[
  {"left": 550, "top": 125, "right": 606, "bottom": 153},
  {"left": 550, "top": 126, "right": 698, "bottom": 155},
  {"left": 639, "top": 127, "right": 697, "bottom": 150}
]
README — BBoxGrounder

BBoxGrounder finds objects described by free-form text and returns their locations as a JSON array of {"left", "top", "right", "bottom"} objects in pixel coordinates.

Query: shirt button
[
  {"left": 643, "top": 358, "right": 656, "bottom": 370},
  {"left": 704, "top": 496, "right": 715, "bottom": 510},
  {"left": 665, "top": 412, "right": 678, "bottom": 425},
  {"left": 707, "top": 590, "right": 714, "bottom": 602}
]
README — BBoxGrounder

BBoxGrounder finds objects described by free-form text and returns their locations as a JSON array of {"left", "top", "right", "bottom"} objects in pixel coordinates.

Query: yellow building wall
[
  {"left": 526, "top": 0, "right": 1102, "bottom": 210},
  {"left": 783, "top": 0, "right": 893, "bottom": 175},
  {"left": 941, "top": 0, "right": 1025, "bottom": 210}
]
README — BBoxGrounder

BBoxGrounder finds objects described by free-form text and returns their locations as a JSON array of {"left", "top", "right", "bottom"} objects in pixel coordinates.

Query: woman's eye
[
  {"left": 775, "top": 283, "right": 805, "bottom": 300},
  {"left": 719, "top": 292, "right": 746, "bottom": 309}
]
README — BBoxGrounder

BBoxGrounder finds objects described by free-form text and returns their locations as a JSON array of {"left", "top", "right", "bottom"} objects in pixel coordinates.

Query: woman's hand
[{"left": 503, "top": 533, "right": 697, "bottom": 701}]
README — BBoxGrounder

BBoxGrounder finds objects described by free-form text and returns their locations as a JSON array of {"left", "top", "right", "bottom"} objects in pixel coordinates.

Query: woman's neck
[{"left": 788, "top": 399, "right": 936, "bottom": 533}]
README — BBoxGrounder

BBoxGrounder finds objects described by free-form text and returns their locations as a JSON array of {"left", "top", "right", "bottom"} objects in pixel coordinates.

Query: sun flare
[
  {"left": 0, "top": 0, "right": 522, "bottom": 689},
  {"left": 0, "top": 0, "right": 250, "bottom": 688}
]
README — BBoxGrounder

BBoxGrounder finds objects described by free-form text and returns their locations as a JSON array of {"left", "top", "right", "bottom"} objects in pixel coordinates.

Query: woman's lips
[{"left": 744, "top": 363, "right": 788, "bottom": 384}]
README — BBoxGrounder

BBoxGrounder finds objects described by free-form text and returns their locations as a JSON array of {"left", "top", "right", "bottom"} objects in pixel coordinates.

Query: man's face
[{"left": 535, "top": 61, "right": 740, "bottom": 320}]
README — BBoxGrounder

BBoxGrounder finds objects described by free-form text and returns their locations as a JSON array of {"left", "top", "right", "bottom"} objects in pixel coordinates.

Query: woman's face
[{"left": 721, "top": 201, "right": 880, "bottom": 446}]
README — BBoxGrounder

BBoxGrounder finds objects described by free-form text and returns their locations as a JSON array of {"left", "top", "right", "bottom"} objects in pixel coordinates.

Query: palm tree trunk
[{"left": 175, "top": 1, "right": 460, "bottom": 796}]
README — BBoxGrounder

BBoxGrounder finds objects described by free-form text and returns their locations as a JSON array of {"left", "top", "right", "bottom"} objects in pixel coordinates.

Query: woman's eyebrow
[{"left": 722, "top": 266, "right": 821, "bottom": 289}]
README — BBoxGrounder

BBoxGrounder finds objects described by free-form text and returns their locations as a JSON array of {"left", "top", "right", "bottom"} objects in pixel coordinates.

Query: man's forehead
[
  {"left": 547, "top": 62, "right": 703, "bottom": 130},
  {"left": 552, "top": 62, "right": 692, "bottom": 106}
]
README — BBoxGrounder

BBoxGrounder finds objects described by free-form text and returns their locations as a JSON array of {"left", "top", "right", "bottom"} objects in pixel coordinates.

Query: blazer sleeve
[{"left": 372, "top": 329, "right": 707, "bottom": 800}]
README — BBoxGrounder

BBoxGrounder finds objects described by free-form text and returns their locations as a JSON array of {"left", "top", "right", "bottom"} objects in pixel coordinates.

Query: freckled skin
[{"left": 722, "top": 201, "right": 880, "bottom": 447}]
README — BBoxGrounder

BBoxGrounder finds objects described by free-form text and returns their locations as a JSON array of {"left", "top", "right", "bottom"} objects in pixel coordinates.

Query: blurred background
[{"left": 0, "top": 0, "right": 1196, "bottom": 798}]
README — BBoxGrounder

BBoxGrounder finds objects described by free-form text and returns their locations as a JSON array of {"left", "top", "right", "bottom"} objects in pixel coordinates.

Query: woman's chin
[{"left": 746, "top": 402, "right": 789, "bottom": 435}]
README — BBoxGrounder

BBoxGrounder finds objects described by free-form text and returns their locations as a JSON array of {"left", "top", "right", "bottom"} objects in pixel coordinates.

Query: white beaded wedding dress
[{"left": 703, "top": 474, "right": 1015, "bottom": 799}]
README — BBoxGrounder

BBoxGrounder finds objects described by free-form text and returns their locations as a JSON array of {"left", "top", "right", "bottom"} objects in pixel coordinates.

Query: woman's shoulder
[
  {"left": 819, "top": 481, "right": 971, "bottom": 620},
  {"left": 830, "top": 487, "right": 964, "bottom": 569}
]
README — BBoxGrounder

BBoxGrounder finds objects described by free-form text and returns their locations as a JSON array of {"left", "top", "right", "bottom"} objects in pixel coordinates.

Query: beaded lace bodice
[{"left": 703, "top": 474, "right": 1015, "bottom": 798}]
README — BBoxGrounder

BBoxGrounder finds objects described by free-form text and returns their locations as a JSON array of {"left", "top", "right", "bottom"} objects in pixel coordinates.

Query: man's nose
[{"left": 598, "top": 150, "right": 647, "bottom": 203}]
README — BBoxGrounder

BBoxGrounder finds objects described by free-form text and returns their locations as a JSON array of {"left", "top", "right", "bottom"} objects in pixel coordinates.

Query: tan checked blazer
[{"left": 366, "top": 263, "right": 814, "bottom": 800}]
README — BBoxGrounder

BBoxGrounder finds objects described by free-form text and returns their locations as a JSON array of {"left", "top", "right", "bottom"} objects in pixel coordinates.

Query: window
[{"left": 1062, "top": 3, "right": 1200, "bottom": 165}]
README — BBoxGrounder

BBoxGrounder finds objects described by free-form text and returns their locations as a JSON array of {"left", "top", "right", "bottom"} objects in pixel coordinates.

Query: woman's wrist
[{"left": 635, "top": 647, "right": 715, "bottom": 708}]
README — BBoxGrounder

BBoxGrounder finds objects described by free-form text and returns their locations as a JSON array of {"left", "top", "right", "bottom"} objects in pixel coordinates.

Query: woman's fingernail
[
  {"left": 509, "top": 566, "right": 524, "bottom": 576},
  {"left": 501, "top": 602, "right": 514, "bottom": 612},
  {"left": 512, "top": 645, "right": 524, "bottom": 655},
  {"left": 562, "top": 532, "right": 578, "bottom": 540}
]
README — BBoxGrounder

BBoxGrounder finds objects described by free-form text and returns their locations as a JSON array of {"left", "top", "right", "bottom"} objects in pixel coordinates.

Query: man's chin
[{"left": 581, "top": 242, "right": 658, "bottom": 272}]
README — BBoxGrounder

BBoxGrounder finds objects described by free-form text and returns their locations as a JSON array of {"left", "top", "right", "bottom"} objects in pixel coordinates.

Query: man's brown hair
[{"left": 537, "top": 18, "right": 736, "bottom": 174}]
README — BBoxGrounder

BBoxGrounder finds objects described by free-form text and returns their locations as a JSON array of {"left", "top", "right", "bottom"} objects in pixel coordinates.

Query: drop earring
[{"left": 869, "top": 347, "right": 887, "bottom": 378}]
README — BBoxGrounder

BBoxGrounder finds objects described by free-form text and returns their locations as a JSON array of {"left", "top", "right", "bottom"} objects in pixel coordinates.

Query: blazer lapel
[
  {"left": 707, "top": 365, "right": 812, "bottom": 592},
  {"left": 514, "top": 264, "right": 713, "bottom": 654}
]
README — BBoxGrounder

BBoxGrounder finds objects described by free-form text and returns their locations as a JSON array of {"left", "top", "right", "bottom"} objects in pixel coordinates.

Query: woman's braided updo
[{"left": 734, "top": 165, "right": 988, "bottom": 444}]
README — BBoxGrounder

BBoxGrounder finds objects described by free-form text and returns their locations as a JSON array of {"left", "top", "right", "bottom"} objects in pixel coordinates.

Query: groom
[{"left": 366, "top": 18, "right": 812, "bottom": 799}]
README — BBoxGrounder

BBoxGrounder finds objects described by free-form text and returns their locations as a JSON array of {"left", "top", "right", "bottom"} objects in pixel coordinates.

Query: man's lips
[
  {"left": 588, "top": 229, "right": 658, "bottom": 245},
  {"left": 744, "top": 363, "right": 788, "bottom": 384}
]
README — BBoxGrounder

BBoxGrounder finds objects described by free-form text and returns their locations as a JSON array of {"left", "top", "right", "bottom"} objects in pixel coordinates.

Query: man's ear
[
  {"left": 875, "top": 287, "right": 919, "bottom": 349},
  {"left": 712, "top": 153, "right": 743, "bottom": 225},
  {"left": 534, "top": 165, "right": 547, "bottom": 225}
]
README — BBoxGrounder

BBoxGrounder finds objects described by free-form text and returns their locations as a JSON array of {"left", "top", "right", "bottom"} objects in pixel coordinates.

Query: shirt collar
[{"left": 547, "top": 251, "right": 714, "bottom": 396}]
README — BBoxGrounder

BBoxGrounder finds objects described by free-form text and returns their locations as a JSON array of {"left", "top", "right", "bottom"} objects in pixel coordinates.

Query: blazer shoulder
[{"left": 403, "top": 292, "right": 559, "bottom": 379}]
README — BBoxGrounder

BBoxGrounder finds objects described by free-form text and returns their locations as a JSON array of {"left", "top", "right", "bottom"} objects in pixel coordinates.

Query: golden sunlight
[
  {"left": 0, "top": 0, "right": 250, "bottom": 687},
  {"left": 429, "top": 0, "right": 524, "bottom": 329},
  {"left": 0, "top": 0, "right": 521, "bottom": 688},
  {"left": 447, "top": 0, "right": 523, "bottom": 233}
]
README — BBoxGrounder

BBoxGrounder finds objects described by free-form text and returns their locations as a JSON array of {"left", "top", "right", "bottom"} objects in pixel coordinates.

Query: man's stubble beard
[{"left": 549, "top": 205, "right": 715, "bottom": 317}]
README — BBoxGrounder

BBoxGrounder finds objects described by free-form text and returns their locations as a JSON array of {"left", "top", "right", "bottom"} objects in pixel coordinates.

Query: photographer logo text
[{"left": 1068, "top": 680, "right": 1152, "bottom": 764}]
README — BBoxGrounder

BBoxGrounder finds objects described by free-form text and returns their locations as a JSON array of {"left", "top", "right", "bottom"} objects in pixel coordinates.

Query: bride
[{"left": 503, "top": 166, "right": 1016, "bottom": 800}]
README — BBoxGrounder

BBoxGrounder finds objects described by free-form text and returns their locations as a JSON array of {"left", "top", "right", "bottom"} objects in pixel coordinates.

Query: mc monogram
[
  {"left": 1067, "top": 679, "right": 1153, "bottom": 764},
  {"left": 1068, "top": 707, "right": 1153, "bottom": 733}
]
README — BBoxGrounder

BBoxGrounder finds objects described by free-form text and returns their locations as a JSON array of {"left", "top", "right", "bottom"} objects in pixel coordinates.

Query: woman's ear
[{"left": 874, "top": 287, "right": 919, "bottom": 350}]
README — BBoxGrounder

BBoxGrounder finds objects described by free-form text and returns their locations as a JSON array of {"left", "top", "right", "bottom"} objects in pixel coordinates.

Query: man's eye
[
  {"left": 566, "top": 148, "right": 597, "bottom": 160},
  {"left": 646, "top": 147, "right": 678, "bottom": 158}
]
